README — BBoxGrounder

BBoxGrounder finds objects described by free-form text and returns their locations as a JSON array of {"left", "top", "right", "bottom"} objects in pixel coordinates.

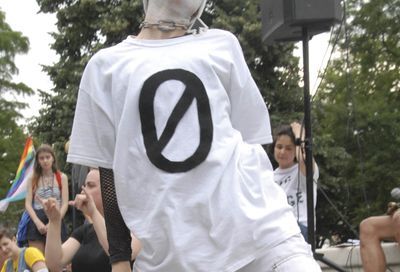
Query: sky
[
  {"left": 0, "top": 0, "right": 57, "bottom": 122},
  {"left": 0, "top": 0, "right": 331, "bottom": 123}
]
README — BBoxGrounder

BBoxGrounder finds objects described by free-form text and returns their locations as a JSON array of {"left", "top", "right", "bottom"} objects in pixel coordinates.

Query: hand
[
  {"left": 36, "top": 221, "right": 48, "bottom": 235},
  {"left": 69, "top": 186, "right": 96, "bottom": 218},
  {"left": 290, "top": 122, "right": 303, "bottom": 139},
  {"left": 386, "top": 202, "right": 399, "bottom": 216},
  {"left": 38, "top": 196, "right": 62, "bottom": 223}
]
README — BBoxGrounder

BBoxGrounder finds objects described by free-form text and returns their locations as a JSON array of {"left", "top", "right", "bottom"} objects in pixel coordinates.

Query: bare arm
[
  {"left": 31, "top": 260, "right": 48, "bottom": 272},
  {"left": 71, "top": 187, "right": 140, "bottom": 261},
  {"left": 71, "top": 187, "right": 109, "bottom": 254},
  {"left": 291, "top": 122, "right": 317, "bottom": 176},
  {"left": 25, "top": 177, "right": 46, "bottom": 234},
  {"left": 131, "top": 234, "right": 142, "bottom": 261},
  {"left": 41, "top": 198, "right": 80, "bottom": 270},
  {"left": 112, "top": 261, "right": 132, "bottom": 272},
  {"left": 89, "top": 213, "right": 141, "bottom": 262},
  {"left": 59, "top": 173, "right": 69, "bottom": 219},
  {"left": 91, "top": 208, "right": 109, "bottom": 254}
]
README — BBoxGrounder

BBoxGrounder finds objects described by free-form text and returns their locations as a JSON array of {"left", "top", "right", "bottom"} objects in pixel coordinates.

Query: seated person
[
  {"left": 0, "top": 227, "right": 48, "bottom": 272},
  {"left": 360, "top": 200, "right": 400, "bottom": 272},
  {"left": 41, "top": 169, "right": 141, "bottom": 272}
]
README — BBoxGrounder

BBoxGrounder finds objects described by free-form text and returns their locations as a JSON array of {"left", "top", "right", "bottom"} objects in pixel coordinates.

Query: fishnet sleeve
[{"left": 99, "top": 167, "right": 132, "bottom": 263}]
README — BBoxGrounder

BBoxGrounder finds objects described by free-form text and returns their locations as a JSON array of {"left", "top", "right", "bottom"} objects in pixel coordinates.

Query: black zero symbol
[{"left": 139, "top": 69, "right": 213, "bottom": 173}]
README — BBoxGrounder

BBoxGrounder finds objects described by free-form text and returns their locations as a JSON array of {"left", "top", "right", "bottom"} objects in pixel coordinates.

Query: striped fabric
[{"left": 0, "top": 137, "right": 35, "bottom": 212}]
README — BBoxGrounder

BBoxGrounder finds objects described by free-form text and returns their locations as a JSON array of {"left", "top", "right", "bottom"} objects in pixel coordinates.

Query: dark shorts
[{"left": 26, "top": 209, "right": 67, "bottom": 242}]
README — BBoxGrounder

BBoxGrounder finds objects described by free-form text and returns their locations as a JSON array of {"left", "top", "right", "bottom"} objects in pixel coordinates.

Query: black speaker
[{"left": 261, "top": 0, "right": 342, "bottom": 45}]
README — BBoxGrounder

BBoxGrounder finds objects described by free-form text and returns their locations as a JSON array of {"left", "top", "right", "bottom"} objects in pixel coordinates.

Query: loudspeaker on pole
[{"left": 261, "top": 0, "right": 342, "bottom": 45}]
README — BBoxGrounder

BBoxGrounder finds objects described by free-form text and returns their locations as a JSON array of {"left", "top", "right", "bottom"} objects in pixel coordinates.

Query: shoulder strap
[
  {"left": 18, "top": 248, "right": 30, "bottom": 271},
  {"left": 5, "top": 258, "right": 13, "bottom": 272},
  {"left": 31, "top": 172, "right": 63, "bottom": 203},
  {"left": 55, "top": 171, "right": 62, "bottom": 190}
]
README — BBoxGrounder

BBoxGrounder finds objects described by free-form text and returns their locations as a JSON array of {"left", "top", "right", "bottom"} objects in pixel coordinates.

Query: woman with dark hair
[
  {"left": 25, "top": 144, "right": 69, "bottom": 253},
  {"left": 42, "top": 168, "right": 141, "bottom": 272},
  {"left": 273, "top": 122, "right": 319, "bottom": 241}
]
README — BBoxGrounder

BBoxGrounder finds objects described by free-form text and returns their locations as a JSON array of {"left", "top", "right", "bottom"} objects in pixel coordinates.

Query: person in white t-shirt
[
  {"left": 273, "top": 122, "right": 319, "bottom": 241},
  {"left": 67, "top": 1, "right": 321, "bottom": 271}
]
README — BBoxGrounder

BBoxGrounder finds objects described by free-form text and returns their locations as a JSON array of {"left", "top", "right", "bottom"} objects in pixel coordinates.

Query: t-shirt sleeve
[
  {"left": 226, "top": 33, "right": 272, "bottom": 145},
  {"left": 1, "top": 261, "right": 7, "bottom": 272},
  {"left": 67, "top": 54, "right": 115, "bottom": 169},
  {"left": 70, "top": 224, "right": 86, "bottom": 243},
  {"left": 24, "top": 247, "right": 45, "bottom": 269}
]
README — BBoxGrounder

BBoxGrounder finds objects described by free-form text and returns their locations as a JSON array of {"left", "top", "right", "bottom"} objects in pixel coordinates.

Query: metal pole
[
  {"left": 302, "top": 26, "right": 345, "bottom": 272},
  {"left": 302, "top": 26, "right": 316, "bottom": 252}
]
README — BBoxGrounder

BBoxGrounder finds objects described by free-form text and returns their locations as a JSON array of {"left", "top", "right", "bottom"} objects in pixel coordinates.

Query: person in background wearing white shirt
[
  {"left": 67, "top": 1, "right": 322, "bottom": 271},
  {"left": 273, "top": 122, "right": 319, "bottom": 241}
]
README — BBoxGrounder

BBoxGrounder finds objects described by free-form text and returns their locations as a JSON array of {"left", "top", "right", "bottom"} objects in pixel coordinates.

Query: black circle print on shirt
[{"left": 139, "top": 69, "right": 213, "bottom": 173}]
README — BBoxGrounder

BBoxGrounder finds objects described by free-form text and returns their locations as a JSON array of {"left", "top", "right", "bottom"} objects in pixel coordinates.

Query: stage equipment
[
  {"left": 261, "top": 1, "right": 344, "bottom": 271},
  {"left": 261, "top": 0, "right": 342, "bottom": 45}
]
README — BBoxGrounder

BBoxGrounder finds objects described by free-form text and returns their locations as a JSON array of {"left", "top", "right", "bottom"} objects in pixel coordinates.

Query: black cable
[
  {"left": 311, "top": 9, "right": 345, "bottom": 102},
  {"left": 345, "top": 245, "right": 354, "bottom": 270},
  {"left": 318, "top": 183, "right": 359, "bottom": 239},
  {"left": 310, "top": 0, "right": 370, "bottom": 242},
  {"left": 341, "top": 0, "right": 370, "bottom": 210}
]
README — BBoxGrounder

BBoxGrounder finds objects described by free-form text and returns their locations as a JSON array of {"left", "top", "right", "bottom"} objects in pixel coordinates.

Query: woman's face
[
  {"left": 274, "top": 135, "right": 296, "bottom": 169},
  {"left": 37, "top": 151, "right": 54, "bottom": 171},
  {"left": 84, "top": 170, "right": 103, "bottom": 213}
]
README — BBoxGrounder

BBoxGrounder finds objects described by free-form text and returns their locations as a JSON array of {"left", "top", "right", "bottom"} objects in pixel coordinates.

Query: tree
[
  {"left": 31, "top": 0, "right": 303, "bottom": 162},
  {"left": 313, "top": 0, "right": 400, "bottom": 243},
  {"left": 0, "top": 9, "right": 32, "bottom": 227}
]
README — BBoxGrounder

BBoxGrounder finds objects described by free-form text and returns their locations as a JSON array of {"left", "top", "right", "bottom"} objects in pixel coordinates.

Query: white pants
[{"left": 237, "top": 234, "right": 321, "bottom": 272}]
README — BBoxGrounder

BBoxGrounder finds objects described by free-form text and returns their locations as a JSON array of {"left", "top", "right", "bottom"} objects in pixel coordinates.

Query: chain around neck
[{"left": 139, "top": 20, "right": 189, "bottom": 32}]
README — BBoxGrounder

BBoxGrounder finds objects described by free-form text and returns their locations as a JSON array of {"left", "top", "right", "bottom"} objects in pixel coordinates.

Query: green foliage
[
  {"left": 0, "top": 201, "right": 25, "bottom": 231},
  {"left": 0, "top": 9, "right": 31, "bottom": 186},
  {"left": 207, "top": 1, "right": 303, "bottom": 119},
  {"left": 0, "top": 9, "right": 32, "bottom": 223},
  {"left": 30, "top": 0, "right": 400, "bottom": 246},
  {"left": 0, "top": 10, "right": 32, "bottom": 109},
  {"left": 31, "top": 0, "right": 145, "bottom": 163},
  {"left": 31, "top": 0, "right": 303, "bottom": 158},
  {"left": 30, "top": 0, "right": 306, "bottom": 236},
  {"left": 313, "top": 0, "right": 400, "bottom": 243}
]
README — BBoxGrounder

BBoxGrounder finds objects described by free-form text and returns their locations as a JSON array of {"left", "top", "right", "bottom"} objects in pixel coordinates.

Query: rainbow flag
[{"left": 0, "top": 137, "right": 35, "bottom": 212}]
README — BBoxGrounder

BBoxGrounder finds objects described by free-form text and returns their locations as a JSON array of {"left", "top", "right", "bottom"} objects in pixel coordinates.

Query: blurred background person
[
  {"left": 0, "top": 227, "right": 48, "bottom": 272},
  {"left": 273, "top": 122, "right": 319, "bottom": 241},
  {"left": 25, "top": 144, "right": 69, "bottom": 253},
  {"left": 43, "top": 168, "right": 140, "bottom": 272}
]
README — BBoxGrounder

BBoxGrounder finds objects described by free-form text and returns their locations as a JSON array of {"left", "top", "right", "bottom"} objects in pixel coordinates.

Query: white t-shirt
[
  {"left": 274, "top": 163, "right": 319, "bottom": 226},
  {"left": 68, "top": 29, "right": 299, "bottom": 271}
]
